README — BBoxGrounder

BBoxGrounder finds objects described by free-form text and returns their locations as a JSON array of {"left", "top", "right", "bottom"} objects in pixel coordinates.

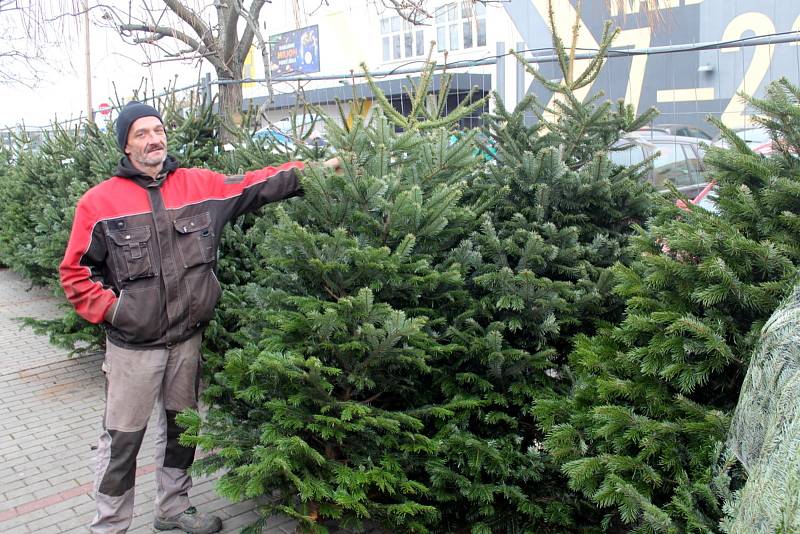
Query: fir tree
[
  {"left": 417, "top": 3, "right": 658, "bottom": 531},
  {"left": 180, "top": 61, "right": 489, "bottom": 533},
  {"left": 0, "top": 122, "right": 112, "bottom": 287},
  {"left": 0, "top": 121, "right": 118, "bottom": 353},
  {"left": 540, "top": 78, "right": 800, "bottom": 532},
  {"left": 719, "top": 77, "right": 800, "bottom": 533}
]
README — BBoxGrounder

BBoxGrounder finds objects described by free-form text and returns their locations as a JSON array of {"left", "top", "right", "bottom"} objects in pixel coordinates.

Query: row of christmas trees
[{"left": 2, "top": 13, "right": 800, "bottom": 533}]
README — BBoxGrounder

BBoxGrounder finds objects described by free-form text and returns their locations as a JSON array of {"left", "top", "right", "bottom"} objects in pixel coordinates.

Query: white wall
[{"left": 242, "top": 1, "right": 523, "bottom": 105}]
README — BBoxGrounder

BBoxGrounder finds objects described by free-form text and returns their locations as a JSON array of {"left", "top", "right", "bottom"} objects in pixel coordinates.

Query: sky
[{"left": 0, "top": 3, "right": 212, "bottom": 130}]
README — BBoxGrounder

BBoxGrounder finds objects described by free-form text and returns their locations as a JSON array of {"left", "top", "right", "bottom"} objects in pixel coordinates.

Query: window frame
[
  {"left": 380, "top": 14, "right": 426, "bottom": 62},
  {"left": 434, "top": 1, "right": 487, "bottom": 53}
]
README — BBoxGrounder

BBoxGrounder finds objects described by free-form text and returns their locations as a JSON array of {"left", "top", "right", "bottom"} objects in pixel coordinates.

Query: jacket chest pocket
[
  {"left": 174, "top": 212, "right": 215, "bottom": 268},
  {"left": 107, "top": 226, "right": 156, "bottom": 281}
]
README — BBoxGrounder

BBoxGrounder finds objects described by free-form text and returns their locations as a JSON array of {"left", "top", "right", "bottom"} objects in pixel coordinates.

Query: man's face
[{"left": 125, "top": 116, "right": 167, "bottom": 170}]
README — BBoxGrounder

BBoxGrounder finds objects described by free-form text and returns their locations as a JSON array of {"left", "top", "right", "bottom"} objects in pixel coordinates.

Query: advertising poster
[{"left": 269, "top": 25, "right": 320, "bottom": 76}]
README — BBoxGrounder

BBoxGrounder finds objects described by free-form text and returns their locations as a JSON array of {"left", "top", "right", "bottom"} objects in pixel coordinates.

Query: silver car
[
  {"left": 637, "top": 124, "right": 714, "bottom": 140},
  {"left": 711, "top": 126, "right": 773, "bottom": 153},
  {"left": 610, "top": 133, "right": 710, "bottom": 200}
]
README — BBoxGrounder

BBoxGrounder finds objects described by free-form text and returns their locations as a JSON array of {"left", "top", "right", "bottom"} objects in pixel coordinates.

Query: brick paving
[{"left": 0, "top": 268, "right": 376, "bottom": 534}]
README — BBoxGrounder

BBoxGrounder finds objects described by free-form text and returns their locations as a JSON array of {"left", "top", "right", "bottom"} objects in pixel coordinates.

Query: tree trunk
[{"left": 216, "top": 70, "right": 244, "bottom": 145}]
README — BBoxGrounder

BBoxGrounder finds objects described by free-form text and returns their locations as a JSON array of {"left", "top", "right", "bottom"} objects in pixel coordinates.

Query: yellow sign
[
  {"left": 242, "top": 46, "right": 256, "bottom": 90},
  {"left": 347, "top": 99, "right": 372, "bottom": 129}
]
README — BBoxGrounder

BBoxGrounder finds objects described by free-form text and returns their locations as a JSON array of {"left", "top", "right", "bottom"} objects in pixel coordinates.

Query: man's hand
[
  {"left": 322, "top": 157, "right": 342, "bottom": 173},
  {"left": 104, "top": 299, "right": 118, "bottom": 324}
]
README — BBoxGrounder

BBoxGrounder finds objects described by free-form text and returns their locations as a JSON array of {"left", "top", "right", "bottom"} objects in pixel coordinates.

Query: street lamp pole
[{"left": 83, "top": 0, "right": 93, "bottom": 124}]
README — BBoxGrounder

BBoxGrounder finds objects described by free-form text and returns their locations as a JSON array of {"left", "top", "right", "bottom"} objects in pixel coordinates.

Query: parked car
[
  {"left": 610, "top": 133, "right": 710, "bottom": 199},
  {"left": 252, "top": 126, "right": 295, "bottom": 149},
  {"left": 711, "top": 126, "right": 772, "bottom": 152},
  {"left": 253, "top": 112, "right": 328, "bottom": 150},
  {"left": 637, "top": 123, "right": 714, "bottom": 141}
]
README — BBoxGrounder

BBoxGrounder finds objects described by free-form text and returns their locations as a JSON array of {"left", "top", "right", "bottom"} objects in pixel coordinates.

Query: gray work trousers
[{"left": 89, "top": 332, "right": 203, "bottom": 534}]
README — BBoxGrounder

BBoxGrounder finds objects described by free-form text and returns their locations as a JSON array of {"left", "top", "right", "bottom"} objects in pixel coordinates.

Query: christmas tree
[
  {"left": 180, "top": 60, "right": 490, "bottom": 533},
  {"left": 719, "top": 77, "right": 800, "bottom": 533},
  {"left": 421, "top": 4, "right": 658, "bottom": 531},
  {"left": 541, "top": 78, "right": 800, "bottom": 532},
  {"left": 0, "top": 121, "right": 118, "bottom": 353}
]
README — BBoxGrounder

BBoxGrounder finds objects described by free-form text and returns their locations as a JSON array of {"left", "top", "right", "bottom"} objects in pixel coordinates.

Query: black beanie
[{"left": 116, "top": 101, "right": 163, "bottom": 151}]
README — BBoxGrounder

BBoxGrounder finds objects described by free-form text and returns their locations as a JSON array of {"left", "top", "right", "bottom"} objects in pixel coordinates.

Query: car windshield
[
  {"left": 609, "top": 142, "right": 646, "bottom": 167},
  {"left": 675, "top": 127, "right": 712, "bottom": 140},
  {"left": 273, "top": 114, "right": 321, "bottom": 134},
  {"left": 653, "top": 141, "right": 707, "bottom": 191},
  {"left": 638, "top": 125, "right": 712, "bottom": 140},
  {"left": 611, "top": 137, "right": 709, "bottom": 197},
  {"left": 733, "top": 127, "right": 771, "bottom": 145},
  {"left": 652, "top": 143, "right": 682, "bottom": 188}
]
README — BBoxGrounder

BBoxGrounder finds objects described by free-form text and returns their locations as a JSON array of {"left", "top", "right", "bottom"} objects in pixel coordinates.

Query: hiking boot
[{"left": 153, "top": 506, "right": 222, "bottom": 534}]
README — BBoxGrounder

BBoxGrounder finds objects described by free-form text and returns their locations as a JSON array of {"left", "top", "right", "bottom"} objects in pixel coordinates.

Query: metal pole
[
  {"left": 86, "top": 30, "right": 800, "bottom": 115},
  {"left": 212, "top": 31, "right": 800, "bottom": 86},
  {"left": 519, "top": 32, "right": 800, "bottom": 63},
  {"left": 495, "top": 41, "right": 505, "bottom": 109},
  {"left": 83, "top": 0, "right": 93, "bottom": 124},
  {"left": 202, "top": 73, "right": 212, "bottom": 104},
  {"left": 516, "top": 41, "right": 525, "bottom": 106}
]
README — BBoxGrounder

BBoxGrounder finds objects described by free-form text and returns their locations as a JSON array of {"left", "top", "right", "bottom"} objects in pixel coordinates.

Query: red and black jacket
[{"left": 59, "top": 155, "right": 304, "bottom": 349}]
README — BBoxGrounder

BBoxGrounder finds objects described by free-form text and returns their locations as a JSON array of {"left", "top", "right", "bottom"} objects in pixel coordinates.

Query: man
[{"left": 60, "top": 101, "right": 337, "bottom": 534}]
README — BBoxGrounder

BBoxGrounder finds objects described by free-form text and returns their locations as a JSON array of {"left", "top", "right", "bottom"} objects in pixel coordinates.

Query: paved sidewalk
[{"left": 0, "top": 268, "right": 307, "bottom": 533}]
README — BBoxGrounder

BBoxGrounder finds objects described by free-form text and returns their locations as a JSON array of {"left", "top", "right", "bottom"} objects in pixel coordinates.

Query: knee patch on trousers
[
  {"left": 164, "top": 410, "right": 196, "bottom": 469},
  {"left": 98, "top": 428, "right": 146, "bottom": 496}
]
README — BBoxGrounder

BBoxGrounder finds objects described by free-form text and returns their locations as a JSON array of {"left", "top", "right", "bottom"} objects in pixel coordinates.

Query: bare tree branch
[
  {"left": 0, "top": 0, "right": 83, "bottom": 87},
  {"left": 606, "top": 0, "right": 664, "bottom": 26},
  {"left": 229, "top": 0, "right": 274, "bottom": 106},
  {"left": 119, "top": 23, "right": 201, "bottom": 52},
  {"left": 162, "top": 0, "right": 216, "bottom": 54},
  {"left": 0, "top": 0, "right": 20, "bottom": 13},
  {"left": 234, "top": 0, "right": 267, "bottom": 66},
  {"left": 142, "top": 51, "right": 217, "bottom": 66},
  {"left": 119, "top": 22, "right": 229, "bottom": 75},
  {"left": 132, "top": 32, "right": 166, "bottom": 44},
  {"left": 307, "top": 0, "right": 329, "bottom": 17},
  {"left": 379, "top": 0, "right": 431, "bottom": 24},
  {"left": 220, "top": 1, "right": 239, "bottom": 65}
]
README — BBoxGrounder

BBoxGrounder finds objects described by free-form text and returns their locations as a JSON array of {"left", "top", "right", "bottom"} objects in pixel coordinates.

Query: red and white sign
[{"left": 98, "top": 102, "right": 112, "bottom": 116}]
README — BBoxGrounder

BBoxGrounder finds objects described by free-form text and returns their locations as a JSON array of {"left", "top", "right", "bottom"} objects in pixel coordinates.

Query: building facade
[{"left": 243, "top": 0, "right": 800, "bottom": 133}]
